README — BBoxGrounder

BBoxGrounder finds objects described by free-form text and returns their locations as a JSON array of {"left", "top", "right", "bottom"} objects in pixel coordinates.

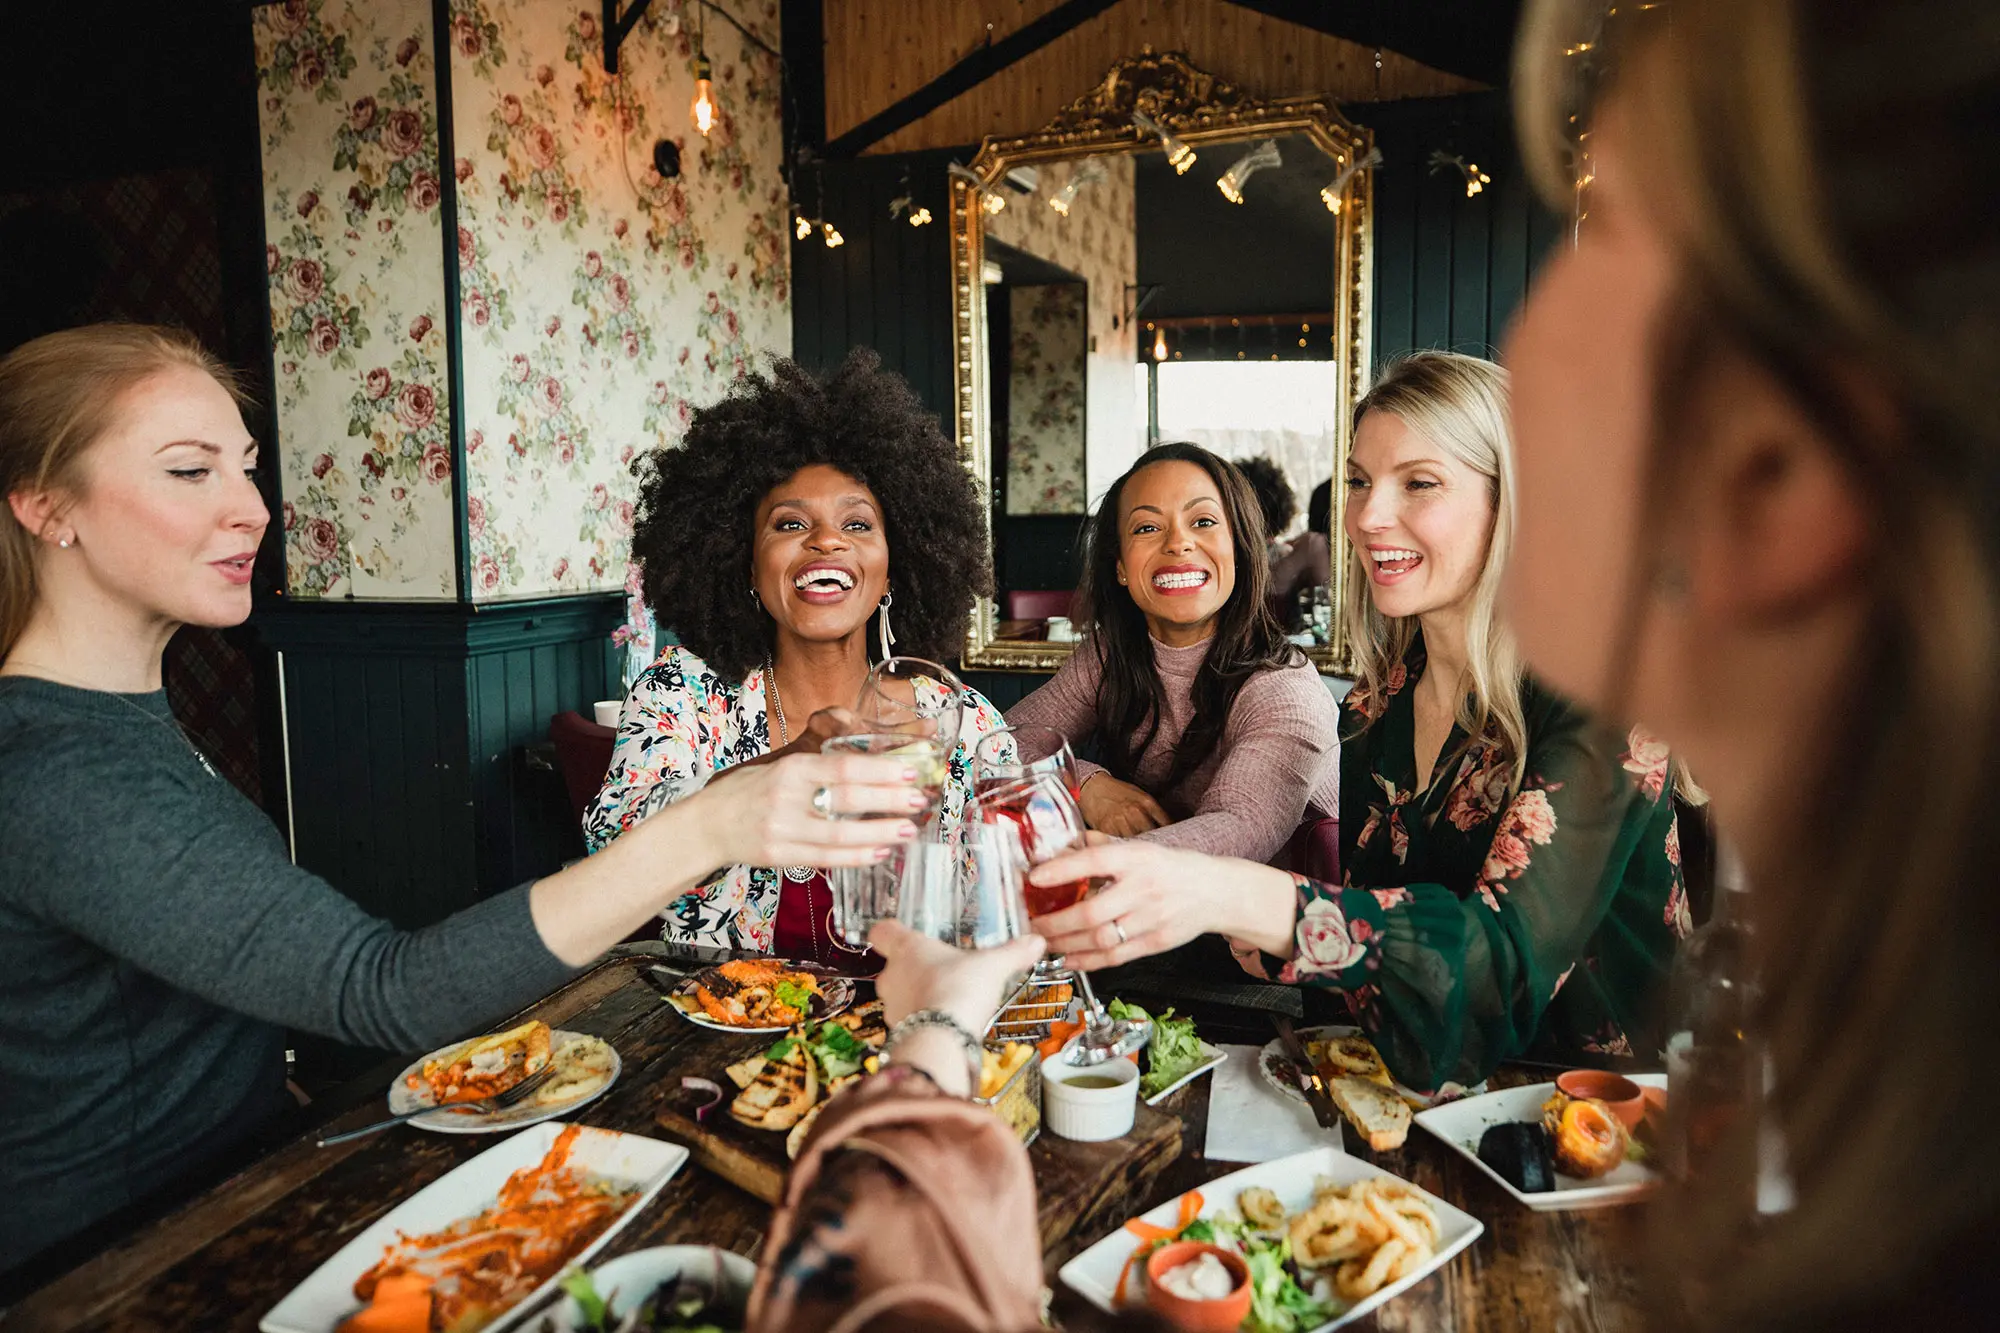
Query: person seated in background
[
  {"left": 1270, "top": 478, "right": 1333, "bottom": 615},
  {"left": 0, "top": 325, "right": 919, "bottom": 1274},
  {"left": 1022, "top": 353, "right": 1690, "bottom": 1095},
  {"left": 1234, "top": 453, "right": 1298, "bottom": 563},
  {"left": 1005, "top": 442, "right": 1340, "bottom": 860},
  {"left": 585, "top": 350, "right": 1007, "bottom": 963}
]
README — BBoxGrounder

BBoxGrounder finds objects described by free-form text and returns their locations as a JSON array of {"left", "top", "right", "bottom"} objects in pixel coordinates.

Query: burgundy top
[{"left": 1006, "top": 636, "right": 1341, "bottom": 864}]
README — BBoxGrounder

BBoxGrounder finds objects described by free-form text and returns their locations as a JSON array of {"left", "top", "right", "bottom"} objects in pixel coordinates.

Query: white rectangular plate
[
  {"left": 1058, "top": 1147, "right": 1482, "bottom": 1330},
  {"left": 261, "top": 1122, "right": 687, "bottom": 1333},
  {"left": 1413, "top": 1073, "right": 1666, "bottom": 1212},
  {"left": 1143, "top": 1041, "right": 1226, "bottom": 1106}
]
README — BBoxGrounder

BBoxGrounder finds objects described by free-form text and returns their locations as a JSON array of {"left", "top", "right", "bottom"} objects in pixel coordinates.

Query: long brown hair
[
  {"left": 1517, "top": 0, "right": 2000, "bottom": 1324},
  {"left": 0, "top": 323, "right": 246, "bottom": 662},
  {"left": 1074, "top": 442, "right": 1302, "bottom": 794}
]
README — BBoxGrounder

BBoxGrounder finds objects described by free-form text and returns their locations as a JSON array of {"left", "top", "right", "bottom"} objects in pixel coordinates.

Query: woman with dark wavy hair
[
  {"left": 1007, "top": 442, "right": 1339, "bottom": 860},
  {"left": 585, "top": 350, "right": 1006, "bottom": 962}
]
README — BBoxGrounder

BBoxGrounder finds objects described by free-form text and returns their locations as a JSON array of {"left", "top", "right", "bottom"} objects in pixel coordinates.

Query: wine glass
[
  {"left": 972, "top": 725, "right": 1080, "bottom": 804},
  {"left": 975, "top": 773, "right": 1151, "bottom": 1065}
]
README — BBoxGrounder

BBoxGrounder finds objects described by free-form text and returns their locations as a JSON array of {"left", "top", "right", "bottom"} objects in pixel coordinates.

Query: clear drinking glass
[
  {"left": 975, "top": 772, "right": 1150, "bottom": 1065},
  {"left": 973, "top": 725, "right": 1080, "bottom": 804},
  {"left": 823, "top": 731, "right": 944, "bottom": 947},
  {"left": 858, "top": 657, "right": 965, "bottom": 759},
  {"left": 823, "top": 730, "right": 949, "bottom": 824},
  {"left": 955, "top": 817, "right": 1032, "bottom": 950}
]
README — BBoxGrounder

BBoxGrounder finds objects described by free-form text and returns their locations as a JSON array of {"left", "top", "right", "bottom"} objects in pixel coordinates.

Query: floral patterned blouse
[
  {"left": 582, "top": 646, "right": 1008, "bottom": 952},
  {"left": 1254, "top": 640, "right": 1690, "bottom": 1093}
]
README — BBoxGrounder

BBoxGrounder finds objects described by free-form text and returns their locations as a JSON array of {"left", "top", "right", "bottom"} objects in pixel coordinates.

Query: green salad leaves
[{"left": 1108, "top": 999, "right": 1208, "bottom": 1098}]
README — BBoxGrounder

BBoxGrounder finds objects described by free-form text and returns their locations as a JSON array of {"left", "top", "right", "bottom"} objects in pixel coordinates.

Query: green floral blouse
[{"left": 1263, "top": 642, "right": 1690, "bottom": 1094}]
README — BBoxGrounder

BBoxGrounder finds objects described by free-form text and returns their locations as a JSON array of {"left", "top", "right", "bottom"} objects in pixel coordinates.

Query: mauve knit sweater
[{"left": 1005, "top": 636, "right": 1341, "bottom": 863}]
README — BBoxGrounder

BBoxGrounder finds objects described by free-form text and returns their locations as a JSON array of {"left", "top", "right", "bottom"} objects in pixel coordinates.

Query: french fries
[
  {"left": 1283, "top": 1176, "right": 1441, "bottom": 1301},
  {"left": 978, "top": 1042, "right": 1034, "bottom": 1099}
]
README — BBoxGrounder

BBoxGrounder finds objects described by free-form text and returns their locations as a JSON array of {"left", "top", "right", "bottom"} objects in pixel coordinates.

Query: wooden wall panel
[{"left": 824, "top": 0, "right": 1484, "bottom": 155}]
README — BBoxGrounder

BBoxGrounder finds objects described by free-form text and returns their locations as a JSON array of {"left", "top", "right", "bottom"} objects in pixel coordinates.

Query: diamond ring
[{"left": 811, "top": 785, "right": 833, "bottom": 818}]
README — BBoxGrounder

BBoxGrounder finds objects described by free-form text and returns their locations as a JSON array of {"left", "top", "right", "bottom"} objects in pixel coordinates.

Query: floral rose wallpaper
[
  {"left": 1005, "top": 283, "right": 1087, "bottom": 514},
  {"left": 985, "top": 155, "right": 1137, "bottom": 515},
  {"left": 451, "top": 0, "right": 789, "bottom": 600},
  {"left": 255, "top": 0, "right": 790, "bottom": 602},
  {"left": 256, "top": 0, "right": 458, "bottom": 597}
]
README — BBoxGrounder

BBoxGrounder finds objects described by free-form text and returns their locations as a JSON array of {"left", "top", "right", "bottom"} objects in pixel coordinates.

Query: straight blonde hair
[
  {"left": 0, "top": 323, "right": 246, "bottom": 662},
  {"left": 1344, "top": 350, "right": 1528, "bottom": 793},
  {"left": 1517, "top": 0, "right": 2000, "bottom": 1324}
]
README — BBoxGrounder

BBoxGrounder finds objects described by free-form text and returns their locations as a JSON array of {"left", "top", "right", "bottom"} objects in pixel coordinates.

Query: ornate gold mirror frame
[{"left": 953, "top": 49, "right": 1374, "bottom": 675}]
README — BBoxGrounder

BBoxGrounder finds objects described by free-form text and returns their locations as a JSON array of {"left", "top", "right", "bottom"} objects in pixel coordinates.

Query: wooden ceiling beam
[{"left": 821, "top": 0, "right": 1124, "bottom": 158}]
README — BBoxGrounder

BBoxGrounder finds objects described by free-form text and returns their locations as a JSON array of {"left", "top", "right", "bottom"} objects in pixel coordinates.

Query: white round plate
[
  {"left": 663, "top": 960, "right": 856, "bottom": 1034},
  {"left": 539, "top": 1245, "right": 756, "bottom": 1332},
  {"left": 387, "top": 1029, "right": 621, "bottom": 1134},
  {"left": 1258, "top": 1024, "right": 1484, "bottom": 1111}
]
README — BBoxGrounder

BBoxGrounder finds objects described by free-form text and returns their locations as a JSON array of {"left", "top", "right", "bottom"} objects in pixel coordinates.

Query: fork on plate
[{"left": 316, "top": 1065, "right": 559, "bottom": 1147}]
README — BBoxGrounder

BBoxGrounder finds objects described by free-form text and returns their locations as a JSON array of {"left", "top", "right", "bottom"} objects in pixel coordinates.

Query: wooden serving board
[{"left": 655, "top": 1066, "right": 1183, "bottom": 1250}]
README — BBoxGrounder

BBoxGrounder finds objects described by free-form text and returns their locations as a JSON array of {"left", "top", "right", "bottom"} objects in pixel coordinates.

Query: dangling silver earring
[
  {"left": 749, "top": 586, "right": 762, "bottom": 608},
  {"left": 877, "top": 590, "right": 897, "bottom": 661}
]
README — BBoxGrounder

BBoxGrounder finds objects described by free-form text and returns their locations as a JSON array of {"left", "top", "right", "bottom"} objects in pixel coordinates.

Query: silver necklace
[{"left": 7, "top": 662, "right": 221, "bottom": 780}]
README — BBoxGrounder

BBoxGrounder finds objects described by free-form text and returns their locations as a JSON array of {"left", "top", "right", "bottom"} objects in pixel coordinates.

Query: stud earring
[{"left": 57, "top": 536, "right": 72, "bottom": 549}]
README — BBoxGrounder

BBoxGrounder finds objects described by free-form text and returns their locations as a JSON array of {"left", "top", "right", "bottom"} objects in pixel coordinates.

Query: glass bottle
[{"left": 1660, "top": 840, "right": 1762, "bottom": 1193}]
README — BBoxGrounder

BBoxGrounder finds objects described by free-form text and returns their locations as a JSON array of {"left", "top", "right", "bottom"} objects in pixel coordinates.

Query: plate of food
[
  {"left": 1094, "top": 1000, "right": 1225, "bottom": 1106},
  {"left": 388, "top": 1021, "right": 621, "bottom": 1134},
  {"left": 261, "top": 1122, "right": 685, "bottom": 1333},
  {"left": 1413, "top": 1072, "right": 1668, "bottom": 1211},
  {"left": 661, "top": 958, "right": 855, "bottom": 1033},
  {"left": 1057, "top": 1147, "right": 1482, "bottom": 1330}
]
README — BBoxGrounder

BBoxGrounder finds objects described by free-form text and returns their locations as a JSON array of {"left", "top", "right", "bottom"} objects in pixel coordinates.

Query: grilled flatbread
[
  {"left": 419, "top": 1020, "right": 553, "bottom": 1105},
  {"left": 724, "top": 1053, "right": 768, "bottom": 1090},
  {"left": 729, "top": 1040, "right": 818, "bottom": 1130},
  {"left": 833, "top": 999, "right": 888, "bottom": 1049},
  {"left": 525, "top": 1035, "right": 616, "bottom": 1107}
]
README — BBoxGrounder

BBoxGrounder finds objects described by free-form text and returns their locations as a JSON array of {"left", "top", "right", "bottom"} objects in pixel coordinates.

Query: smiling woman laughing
[
  {"left": 584, "top": 351, "right": 1006, "bottom": 963},
  {"left": 1006, "top": 442, "right": 1340, "bottom": 863}
]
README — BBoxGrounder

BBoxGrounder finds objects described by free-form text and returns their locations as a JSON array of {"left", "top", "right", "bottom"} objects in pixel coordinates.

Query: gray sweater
[{"left": 0, "top": 676, "right": 579, "bottom": 1269}]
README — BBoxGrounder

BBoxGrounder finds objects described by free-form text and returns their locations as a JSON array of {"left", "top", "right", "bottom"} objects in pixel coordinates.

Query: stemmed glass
[
  {"left": 857, "top": 657, "right": 965, "bottom": 832},
  {"left": 974, "top": 771, "right": 1151, "bottom": 1065}
]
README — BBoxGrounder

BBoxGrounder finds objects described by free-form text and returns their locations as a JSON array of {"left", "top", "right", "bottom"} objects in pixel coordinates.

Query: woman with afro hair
[{"left": 584, "top": 350, "right": 1007, "bottom": 963}]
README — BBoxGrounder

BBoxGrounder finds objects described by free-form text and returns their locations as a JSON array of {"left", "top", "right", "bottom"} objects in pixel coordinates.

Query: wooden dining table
[{"left": 1, "top": 950, "right": 1651, "bottom": 1332}]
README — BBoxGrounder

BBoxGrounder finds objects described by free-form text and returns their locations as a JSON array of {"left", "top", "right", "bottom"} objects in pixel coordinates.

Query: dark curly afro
[
  {"left": 1234, "top": 454, "right": 1296, "bottom": 540},
  {"left": 630, "top": 349, "right": 993, "bottom": 681}
]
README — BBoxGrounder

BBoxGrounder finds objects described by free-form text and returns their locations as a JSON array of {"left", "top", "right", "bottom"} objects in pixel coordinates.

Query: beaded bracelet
[{"left": 881, "top": 1008, "right": 985, "bottom": 1094}]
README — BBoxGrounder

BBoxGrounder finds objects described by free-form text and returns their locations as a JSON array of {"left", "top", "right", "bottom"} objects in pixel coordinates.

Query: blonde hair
[
  {"left": 1344, "top": 350, "right": 1528, "bottom": 793},
  {"left": 1517, "top": 0, "right": 2000, "bottom": 1323},
  {"left": 0, "top": 323, "right": 246, "bottom": 662}
]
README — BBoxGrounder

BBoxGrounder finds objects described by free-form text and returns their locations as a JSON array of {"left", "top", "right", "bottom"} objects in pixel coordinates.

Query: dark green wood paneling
[
  {"left": 1367, "top": 91, "right": 1563, "bottom": 367},
  {"left": 256, "top": 595, "right": 622, "bottom": 927}
]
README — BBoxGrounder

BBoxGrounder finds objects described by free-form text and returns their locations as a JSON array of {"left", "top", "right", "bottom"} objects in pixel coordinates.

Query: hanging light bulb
[
  {"left": 1427, "top": 150, "right": 1491, "bottom": 199},
  {"left": 981, "top": 190, "right": 1006, "bottom": 216},
  {"left": 690, "top": 54, "right": 718, "bottom": 136},
  {"left": 1047, "top": 159, "right": 1108, "bottom": 216},
  {"left": 1463, "top": 162, "right": 1491, "bottom": 197},
  {"left": 821, "top": 220, "right": 844, "bottom": 248},
  {"left": 947, "top": 162, "right": 1008, "bottom": 216},
  {"left": 794, "top": 212, "right": 813, "bottom": 240},
  {"left": 1151, "top": 325, "right": 1168, "bottom": 361},
  {"left": 1132, "top": 110, "right": 1196, "bottom": 175},
  {"left": 908, "top": 205, "right": 932, "bottom": 226},
  {"left": 1319, "top": 147, "right": 1383, "bottom": 214},
  {"left": 888, "top": 192, "right": 934, "bottom": 227},
  {"left": 1215, "top": 139, "right": 1282, "bottom": 205}
]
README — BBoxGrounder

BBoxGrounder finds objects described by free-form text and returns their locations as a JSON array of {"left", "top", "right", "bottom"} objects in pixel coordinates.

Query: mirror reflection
[{"left": 975, "top": 128, "right": 1359, "bottom": 664}]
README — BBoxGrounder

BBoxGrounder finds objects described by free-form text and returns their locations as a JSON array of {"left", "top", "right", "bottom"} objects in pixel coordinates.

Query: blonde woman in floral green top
[{"left": 1026, "top": 352, "right": 1689, "bottom": 1092}]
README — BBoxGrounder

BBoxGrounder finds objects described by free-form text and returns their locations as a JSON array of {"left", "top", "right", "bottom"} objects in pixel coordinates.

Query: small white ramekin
[{"left": 1041, "top": 1051, "right": 1140, "bottom": 1141}]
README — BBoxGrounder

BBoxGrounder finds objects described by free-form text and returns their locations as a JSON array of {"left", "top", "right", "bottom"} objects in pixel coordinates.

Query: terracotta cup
[
  {"left": 1556, "top": 1069, "right": 1646, "bottom": 1133},
  {"left": 1143, "top": 1241, "right": 1252, "bottom": 1331}
]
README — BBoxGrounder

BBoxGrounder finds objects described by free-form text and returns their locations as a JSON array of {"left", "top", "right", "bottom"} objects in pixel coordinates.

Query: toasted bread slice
[
  {"left": 1313, "top": 1034, "right": 1395, "bottom": 1091},
  {"left": 785, "top": 1102, "right": 824, "bottom": 1160},
  {"left": 724, "top": 1053, "right": 767, "bottom": 1090},
  {"left": 730, "top": 1041, "right": 818, "bottom": 1130},
  {"left": 1328, "top": 1073, "right": 1411, "bottom": 1151}
]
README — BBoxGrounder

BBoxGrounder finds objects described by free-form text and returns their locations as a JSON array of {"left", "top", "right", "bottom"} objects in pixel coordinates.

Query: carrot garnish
[{"left": 1112, "top": 1190, "right": 1205, "bottom": 1306}]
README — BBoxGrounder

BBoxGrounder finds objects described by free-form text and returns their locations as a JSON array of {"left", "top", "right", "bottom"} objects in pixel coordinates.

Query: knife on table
[{"left": 1272, "top": 1015, "right": 1343, "bottom": 1131}]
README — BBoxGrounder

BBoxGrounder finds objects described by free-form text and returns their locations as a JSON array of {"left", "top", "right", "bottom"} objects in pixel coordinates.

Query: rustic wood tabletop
[{"left": 0, "top": 952, "right": 1649, "bottom": 1333}]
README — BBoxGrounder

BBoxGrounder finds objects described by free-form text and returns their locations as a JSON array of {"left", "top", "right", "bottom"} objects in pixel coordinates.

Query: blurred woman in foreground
[{"left": 1501, "top": 0, "right": 2000, "bottom": 1323}]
